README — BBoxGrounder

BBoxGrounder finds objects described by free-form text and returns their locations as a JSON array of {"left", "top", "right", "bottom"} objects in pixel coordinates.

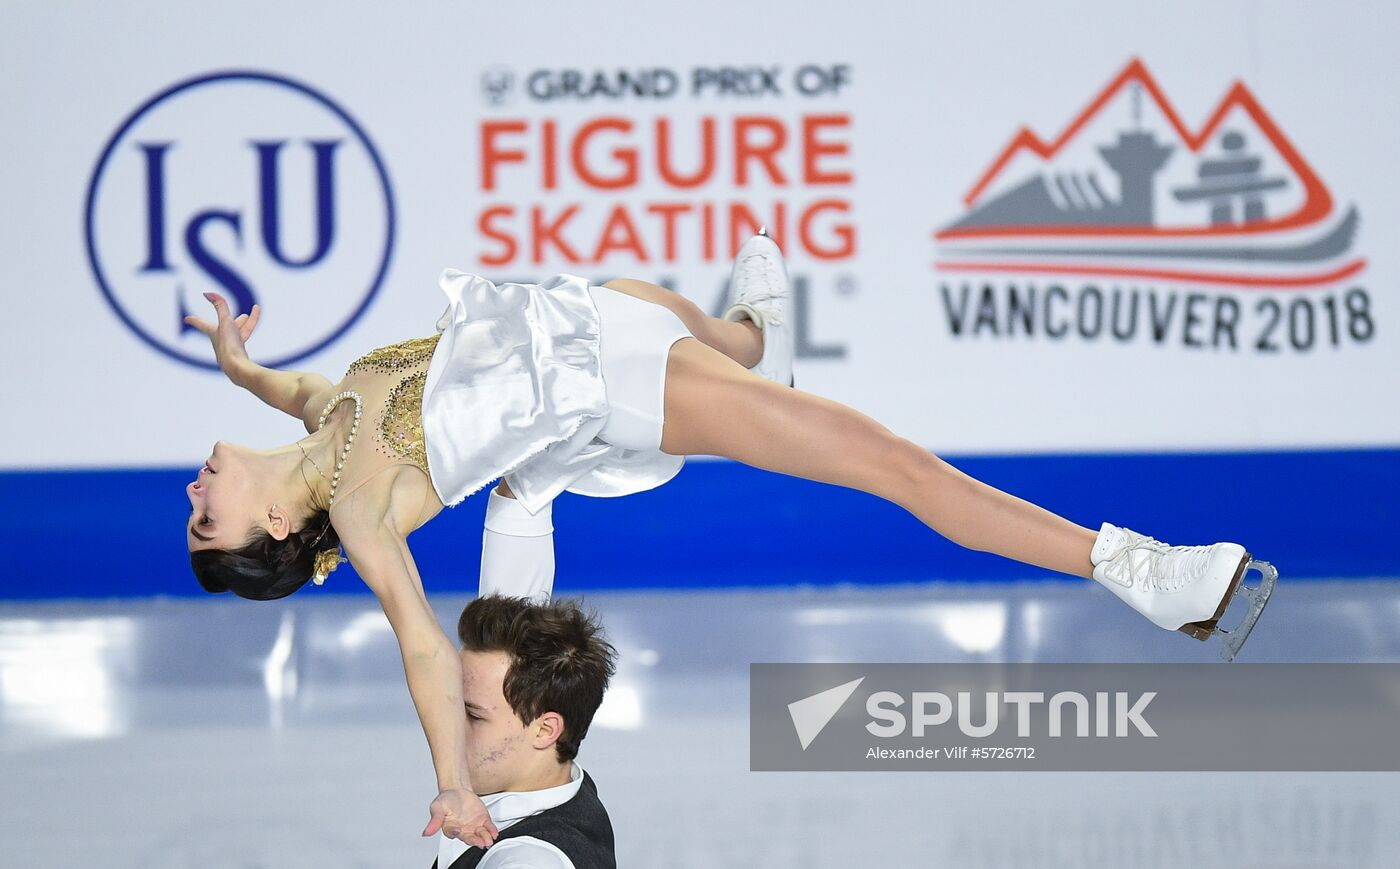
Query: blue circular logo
[{"left": 85, "top": 70, "right": 396, "bottom": 370}]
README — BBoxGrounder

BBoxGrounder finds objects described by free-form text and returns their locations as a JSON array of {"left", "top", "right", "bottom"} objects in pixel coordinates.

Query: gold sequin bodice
[{"left": 343, "top": 335, "right": 440, "bottom": 476}]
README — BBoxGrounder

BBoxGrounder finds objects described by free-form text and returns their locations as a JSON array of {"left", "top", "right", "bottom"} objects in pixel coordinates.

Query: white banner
[{"left": 5, "top": 0, "right": 1398, "bottom": 468}]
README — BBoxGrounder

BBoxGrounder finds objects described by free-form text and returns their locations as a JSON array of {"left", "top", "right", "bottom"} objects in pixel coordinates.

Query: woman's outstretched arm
[
  {"left": 338, "top": 510, "right": 499, "bottom": 849},
  {"left": 185, "top": 292, "right": 331, "bottom": 425}
]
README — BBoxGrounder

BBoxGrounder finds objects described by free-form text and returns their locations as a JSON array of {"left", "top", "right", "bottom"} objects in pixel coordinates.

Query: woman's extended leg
[
  {"left": 657, "top": 337, "right": 1099, "bottom": 579},
  {"left": 602, "top": 278, "right": 763, "bottom": 369}
]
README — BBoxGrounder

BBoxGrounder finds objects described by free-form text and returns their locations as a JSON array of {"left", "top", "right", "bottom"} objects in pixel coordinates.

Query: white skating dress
[{"left": 422, "top": 269, "right": 691, "bottom": 516}]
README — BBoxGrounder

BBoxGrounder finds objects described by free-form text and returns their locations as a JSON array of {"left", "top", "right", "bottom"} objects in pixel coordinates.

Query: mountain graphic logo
[
  {"left": 787, "top": 676, "right": 864, "bottom": 750},
  {"left": 934, "top": 58, "right": 1365, "bottom": 290}
]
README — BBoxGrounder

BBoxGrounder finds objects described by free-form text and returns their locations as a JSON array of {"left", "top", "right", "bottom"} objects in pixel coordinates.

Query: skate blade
[
  {"left": 1178, "top": 553, "right": 1251, "bottom": 643},
  {"left": 1214, "top": 559, "right": 1278, "bottom": 662}
]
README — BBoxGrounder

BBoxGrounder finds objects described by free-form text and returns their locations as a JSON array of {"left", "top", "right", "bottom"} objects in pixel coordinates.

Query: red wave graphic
[
  {"left": 933, "top": 258, "right": 1366, "bottom": 290},
  {"left": 936, "top": 58, "right": 1334, "bottom": 240}
]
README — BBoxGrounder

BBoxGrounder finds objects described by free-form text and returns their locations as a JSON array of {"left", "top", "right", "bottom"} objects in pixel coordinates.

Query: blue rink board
[{"left": 1, "top": 448, "right": 1395, "bottom": 599}]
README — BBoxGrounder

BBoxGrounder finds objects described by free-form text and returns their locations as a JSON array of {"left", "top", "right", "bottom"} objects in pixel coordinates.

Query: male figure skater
[{"left": 432, "top": 487, "right": 616, "bottom": 869}]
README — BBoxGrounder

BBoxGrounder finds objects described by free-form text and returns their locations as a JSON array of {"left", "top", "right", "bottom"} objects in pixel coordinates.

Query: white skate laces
[
  {"left": 732, "top": 252, "right": 786, "bottom": 327},
  {"left": 1092, "top": 528, "right": 1220, "bottom": 593}
]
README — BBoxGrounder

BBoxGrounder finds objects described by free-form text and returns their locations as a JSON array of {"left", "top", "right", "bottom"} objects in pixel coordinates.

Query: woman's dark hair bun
[{"left": 191, "top": 510, "right": 340, "bottom": 601}]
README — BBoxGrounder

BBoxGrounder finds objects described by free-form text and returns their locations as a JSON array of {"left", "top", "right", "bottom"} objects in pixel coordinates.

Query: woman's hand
[
  {"left": 183, "top": 291, "right": 261, "bottom": 384},
  {"left": 422, "top": 788, "right": 499, "bottom": 849}
]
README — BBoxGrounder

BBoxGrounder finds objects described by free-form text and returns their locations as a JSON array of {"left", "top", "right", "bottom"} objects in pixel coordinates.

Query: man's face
[{"left": 461, "top": 649, "right": 534, "bottom": 794}]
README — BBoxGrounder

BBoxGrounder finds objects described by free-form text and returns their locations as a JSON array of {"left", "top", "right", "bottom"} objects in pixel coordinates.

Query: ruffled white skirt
[{"left": 422, "top": 270, "right": 692, "bottom": 516}]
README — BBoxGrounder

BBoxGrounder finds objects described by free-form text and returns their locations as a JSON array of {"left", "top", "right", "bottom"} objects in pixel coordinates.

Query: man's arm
[{"left": 479, "top": 482, "right": 556, "bottom": 601}]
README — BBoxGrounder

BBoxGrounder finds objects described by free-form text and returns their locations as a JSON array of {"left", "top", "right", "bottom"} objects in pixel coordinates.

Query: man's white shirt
[
  {"left": 479, "top": 488, "right": 555, "bottom": 602},
  {"left": 436, "top": 762, "right": 584, "bottom": 869}
]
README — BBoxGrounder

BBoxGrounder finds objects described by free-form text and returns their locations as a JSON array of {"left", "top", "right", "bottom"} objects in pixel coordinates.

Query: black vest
[{"left": 432, "top": 771, "right": 616, "bottom": 869}]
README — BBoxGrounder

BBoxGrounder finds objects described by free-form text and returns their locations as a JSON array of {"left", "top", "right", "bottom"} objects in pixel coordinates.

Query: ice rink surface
[{"left": 3, "top": 579, "right": 1399, "bottom": 867}]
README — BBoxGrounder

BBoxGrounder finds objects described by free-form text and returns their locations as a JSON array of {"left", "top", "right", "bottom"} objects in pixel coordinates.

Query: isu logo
[
  {"left": 86, "top": 71, "right": 396, "bottom": 371},
  {"left": 934, "top": 59, "right": 1374, "bottom": 354}
]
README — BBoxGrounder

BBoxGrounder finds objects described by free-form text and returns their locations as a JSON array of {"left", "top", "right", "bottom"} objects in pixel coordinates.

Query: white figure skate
[
  {"left": 1090, "top": 522, "right": 1277, "bottom": 662},
  {"left": 723, "top": 228, "right": 794, "bottom": 387}
]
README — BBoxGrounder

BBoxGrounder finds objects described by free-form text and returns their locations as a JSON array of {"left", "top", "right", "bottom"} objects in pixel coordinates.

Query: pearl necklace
[{"left": 314, "top": 390, "right": 364, "bottom": 508}]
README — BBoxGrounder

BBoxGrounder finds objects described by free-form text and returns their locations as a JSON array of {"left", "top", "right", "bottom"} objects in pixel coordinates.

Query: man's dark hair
[
  {"left": 190, "top": 511, "right": 338, "bottom": 601},
  {"left": 458, "top": 595, "right": 617, "bottom": 762}
]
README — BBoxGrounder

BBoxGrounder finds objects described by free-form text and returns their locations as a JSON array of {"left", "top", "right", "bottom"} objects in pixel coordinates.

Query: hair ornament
[{"left": 311, "top": 548, "right": 347, "bottom": 585}]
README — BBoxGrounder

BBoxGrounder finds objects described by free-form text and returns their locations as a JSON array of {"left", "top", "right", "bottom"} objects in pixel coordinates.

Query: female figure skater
[{"left": 184, "top": 233, "right": 1274, "bottom": 848}]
